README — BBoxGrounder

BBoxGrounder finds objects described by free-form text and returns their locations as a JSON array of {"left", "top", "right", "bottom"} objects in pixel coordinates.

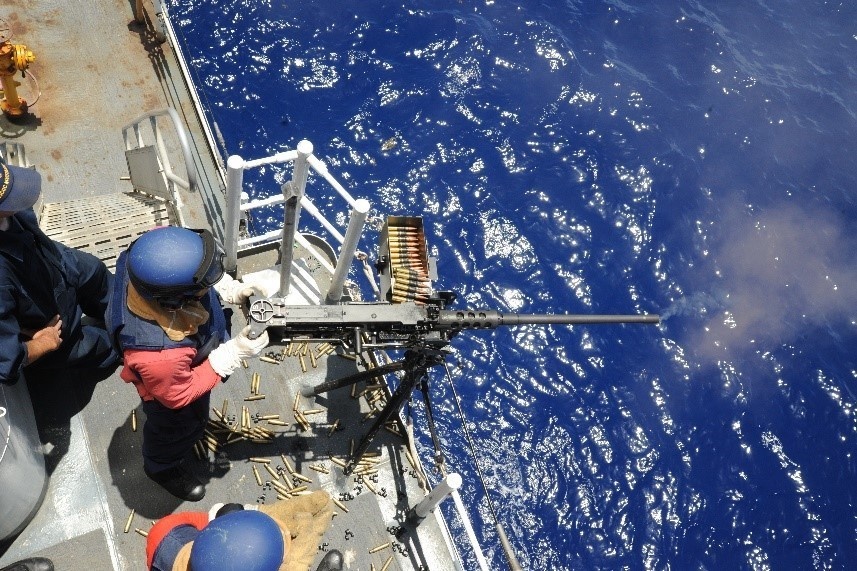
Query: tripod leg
[
  {"left": 344, "top": 368, "right": 422, "bottom": 475},
  {"left": 305, "top": 361, "right": 406, "bottom": 397}
]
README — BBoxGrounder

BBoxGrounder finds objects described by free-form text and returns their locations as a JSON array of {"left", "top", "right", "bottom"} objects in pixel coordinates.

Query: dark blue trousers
[{"left": 142, "top": 393, "right": 211, "bottom": 473}]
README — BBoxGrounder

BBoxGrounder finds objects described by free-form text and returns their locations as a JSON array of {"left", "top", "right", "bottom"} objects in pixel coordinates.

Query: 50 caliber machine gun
[
  {"left": 246, "top": 292, "right": 659, "bottom": 473},
  {"left": 244, "top": 214, "right": 659, "bottom": 473}
]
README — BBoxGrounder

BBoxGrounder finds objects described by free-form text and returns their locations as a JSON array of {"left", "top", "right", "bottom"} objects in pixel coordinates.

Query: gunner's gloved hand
[
  {"left": 208, "top": 325, "right": 270, "bottom": 377},
  {"left": 239, "top": 269, "right": 281, "bottom": 298},
  {"left": 212, "top": 273, "right": 257, "bottom": 305}
]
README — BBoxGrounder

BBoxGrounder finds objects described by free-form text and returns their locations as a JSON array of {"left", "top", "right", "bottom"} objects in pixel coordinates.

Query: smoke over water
[{"left": 679, "top": 201, "right": 857, "bottom": 363}]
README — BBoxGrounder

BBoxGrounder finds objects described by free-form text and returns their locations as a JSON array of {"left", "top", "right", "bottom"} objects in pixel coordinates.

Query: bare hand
[{"left": 28, "top": 315, "right": 63, "bottom": 359}]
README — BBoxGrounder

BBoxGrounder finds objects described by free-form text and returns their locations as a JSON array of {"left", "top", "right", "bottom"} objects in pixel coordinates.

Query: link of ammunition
[
  {"left": 369, "top": 541, "right": 391, "bottom": 554},
  {"left": 124, "top": 508, "right": 135, "bottom": 533}
]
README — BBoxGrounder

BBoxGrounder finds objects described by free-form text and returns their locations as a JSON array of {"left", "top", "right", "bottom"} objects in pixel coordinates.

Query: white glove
[
  {"left": 208, "top": 325, "right": 270, "bottom": 377},
  {"left": 239, "top": 269, "right": 282, "bottom": 298},
  {"left": 212, "top": 273, "right": 256, "bottom": 305}
]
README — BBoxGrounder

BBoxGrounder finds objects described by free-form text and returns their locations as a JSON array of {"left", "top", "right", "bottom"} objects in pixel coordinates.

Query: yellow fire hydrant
[{"left": 0, "top": 40, "right": 36, "bottom": 117}]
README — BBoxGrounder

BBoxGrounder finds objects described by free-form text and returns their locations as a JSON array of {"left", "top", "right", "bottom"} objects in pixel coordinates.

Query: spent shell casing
[
  {"left": 332, "top": 497, "right": 349, "bottom": 513},
  {"left": 309, "top": 464, "right": 329, "bottom": 474},
  {"left": 263, "top": 463, "right": 281, "bottom": 481},
  {"left": 134, "top": 528, "right": 149, "bottom": 538},
  {"left": 309, "top": 350, "right": 317, "bottom": 368},
  {"left": 249, "top": 457, "right": 271, "bottom": 464},
  {"left": 257, "top": 414, "right": 280, "bottom": 421},
  {"left": 259, "top": 356, "right": 279, "bottom": 364},
  {"left": 292, "top": 394, "right": 300, "bottom": 412},
  {"left": 328, "top": 419, "right": 340, "bottom": 436},
  {"left": 244, "top": 394, "right": 266, "bottom": 401},
  {"left": 281, "top": 454, "right": 295, "bottom": 474},
  {"left": 380, "top": 555, "right": 394, "bottom": 571},
  {"left": 364, "top": 479, "right": 378, "bottom": 495},
  {"left": 369, "top": 541, "right": 391, "bottom": 554},
  {"left": 269, "top": 479, "right": 290, "bottom": 494},
  {"left": 298, "top": 354, "right": 307, "bottom": 373},
  {"left": 124, "top": 508, "right": 135, "bottom": 534},
  {"left": 292, "top": 472, "right": 312, "bottom": 483},
  {"left": 131, "top": 409, "right": 137, "bottom": 432},
  {"left": 268, "top": 419, "right": 289, "bottom": 426},
  {"left": 252, "top": 465, "right": 263, "bottom": 486}
]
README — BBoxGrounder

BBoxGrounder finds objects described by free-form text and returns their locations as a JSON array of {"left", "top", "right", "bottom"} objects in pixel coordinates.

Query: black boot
[
  {"left": 0, "top": 558, "right": 54, "bottom": 571},
  {"left": 316, "top": 550, "right": 343, "bottom": 571},
  {"left": 145, "top": 464, "right": 205, "bottom": 502}
]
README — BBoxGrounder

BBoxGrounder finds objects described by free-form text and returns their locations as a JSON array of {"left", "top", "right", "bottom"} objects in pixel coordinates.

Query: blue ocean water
[{"left": 170, "top": 1, "right": 857, "bottom": 568}]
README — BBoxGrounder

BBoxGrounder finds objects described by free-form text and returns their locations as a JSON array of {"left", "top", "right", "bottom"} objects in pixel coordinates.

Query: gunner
[{"left": 107, "top": 226, "right": 270, "bottom": 501}]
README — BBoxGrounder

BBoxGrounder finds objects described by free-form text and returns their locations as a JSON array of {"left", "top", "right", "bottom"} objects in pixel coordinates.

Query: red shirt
[{"left": 120, "top": 346, "right": 222, "bottom": 409}]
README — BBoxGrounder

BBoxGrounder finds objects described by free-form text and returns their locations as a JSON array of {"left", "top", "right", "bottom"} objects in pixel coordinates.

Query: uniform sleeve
[
  {"left": 0, "top": 284, "right": 27, "bottom": 384},
  {"left": 146, "top": 511, "right": 209, "bottom": 570},
  {"left": 124, "top": 346, "right": 222, "bottom": 409}
]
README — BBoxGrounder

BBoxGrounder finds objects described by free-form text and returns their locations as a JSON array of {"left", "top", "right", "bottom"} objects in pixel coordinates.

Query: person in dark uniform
[
  {"left": 0, "top": 159, "right": 117, "bottom": 385},
  {"left": 106, "top": 226, "right": 270, "bottom": 501}
]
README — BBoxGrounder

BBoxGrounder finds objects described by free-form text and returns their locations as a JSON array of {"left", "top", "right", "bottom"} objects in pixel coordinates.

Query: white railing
[
  {"left": 122, "top": 107, "right": 195, "bottom": 228},
  {"left": 224, "top": 140, "right": 379, "bottom": 300}
]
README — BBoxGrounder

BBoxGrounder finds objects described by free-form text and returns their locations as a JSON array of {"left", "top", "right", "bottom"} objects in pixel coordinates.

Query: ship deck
[{"left": 0, "top": 1, "right": 458, "bottom": 569}]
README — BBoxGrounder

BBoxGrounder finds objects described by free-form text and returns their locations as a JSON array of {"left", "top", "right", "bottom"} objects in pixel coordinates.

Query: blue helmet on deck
[
  {"left": 190, "top": 510, "right": 285, "bottom": 571},
  {"left": 127, "top": 226, "right": 225, "bottom": 308}
]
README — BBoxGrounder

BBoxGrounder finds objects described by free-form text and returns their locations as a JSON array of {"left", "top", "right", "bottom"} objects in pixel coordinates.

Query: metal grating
[{"left": 39, "top": 192, "right": 175, "bottom": 270}]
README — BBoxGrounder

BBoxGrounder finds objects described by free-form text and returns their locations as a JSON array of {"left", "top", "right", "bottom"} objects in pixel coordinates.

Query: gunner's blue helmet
[
  {"left": 127, "top": 226, "right": 225, "bottom": 308},
  {"left": 190, "top": 510, "right": 285, "bottom": 571}
]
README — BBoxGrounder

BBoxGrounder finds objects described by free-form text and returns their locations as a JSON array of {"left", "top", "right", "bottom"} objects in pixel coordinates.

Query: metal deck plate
[{"left": 39, "top": 192, "right": 174, "bottom": 269}]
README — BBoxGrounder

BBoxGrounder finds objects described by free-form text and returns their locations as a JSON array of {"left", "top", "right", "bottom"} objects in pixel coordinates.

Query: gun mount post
[
  {"left": 278, "top": 140, "right": 313, "bottom": 297},
  {"left": 326, "top": 198, "right": 371, "bottom": 303}
]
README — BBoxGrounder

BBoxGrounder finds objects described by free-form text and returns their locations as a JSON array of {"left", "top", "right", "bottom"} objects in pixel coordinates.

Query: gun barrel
[{"left": 436, "top": 309, "right": 659, "bottom": 330}]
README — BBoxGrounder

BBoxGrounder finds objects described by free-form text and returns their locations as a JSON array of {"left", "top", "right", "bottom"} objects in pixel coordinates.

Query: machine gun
[
  {"left": 245, "top": 214, "right": 659, "bottom": 473},
  {"left": 247, "top": 292, "right": 659, "bottom": 473}
]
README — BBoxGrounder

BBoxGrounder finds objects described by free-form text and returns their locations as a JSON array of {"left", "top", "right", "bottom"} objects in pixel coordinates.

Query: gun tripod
[{"left": 306, "top": 347, "right": 449, "bottom": 475}]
